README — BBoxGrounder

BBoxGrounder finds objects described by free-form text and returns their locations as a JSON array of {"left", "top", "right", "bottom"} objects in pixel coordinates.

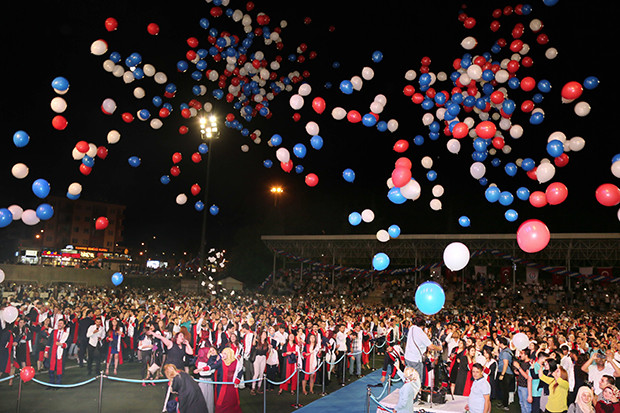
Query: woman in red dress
[
  {"left": 215, "top": 347, "right": 242, "bottom": 413},
  {"left": 279, "top": 333, "right": 299, "bottom": 394}
]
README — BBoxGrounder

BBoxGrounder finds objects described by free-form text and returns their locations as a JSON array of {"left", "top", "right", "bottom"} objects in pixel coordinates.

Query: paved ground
[{"left": 0, "top": 357, "right": 522, "bottom": 412}]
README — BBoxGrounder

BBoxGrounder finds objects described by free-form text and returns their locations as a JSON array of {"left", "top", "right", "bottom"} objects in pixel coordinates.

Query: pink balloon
[
  {"left": 517, "top": 219, "right": 550, "bottom": 253},
  {"left": 391, "top": 167, "right": 412, "bottom": 188},
  {"left": 596, "top": 183, "right": 620, "bottom": 207},
  {"left": 545, "top": 182, "right": 568, "bottom": 205}
]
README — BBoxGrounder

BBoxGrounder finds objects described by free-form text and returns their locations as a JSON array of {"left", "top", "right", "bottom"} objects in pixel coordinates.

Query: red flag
[
  {"left": 500, "top": 267, "right": 511, "bottom": 284},
  {"left": 597, "top": 267, "right": 613, "bottom": 279}
]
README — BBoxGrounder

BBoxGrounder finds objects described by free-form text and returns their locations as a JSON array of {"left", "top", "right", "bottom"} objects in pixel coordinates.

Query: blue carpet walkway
[{"left": 297, "top": 369, "right": 402, "bottom": 413}]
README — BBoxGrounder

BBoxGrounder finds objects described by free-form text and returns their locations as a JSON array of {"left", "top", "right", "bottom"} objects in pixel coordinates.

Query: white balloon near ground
[
  {"left": 361, "top": 209, "right": 375, "bottom": 223},
  {"left": 107, "top": 130, "right": 121, "bottom": 144},
  {"left": 50, "top": 97, "right": 67, "bottom": 113},
  {"left": 8, "top": 205, "right": 23, "bottom": 220},
  {"left": 443, "top": 242, "right": 470, "bottom": 271},
  {"left": 176, "top": 194, "right": 188, "bottom": 205},
  {"left": 376, "top": 229, "right": 389, "bottom": 243},
  {"left": 11, "top": 163, "right": 29, "bottom": 179}
]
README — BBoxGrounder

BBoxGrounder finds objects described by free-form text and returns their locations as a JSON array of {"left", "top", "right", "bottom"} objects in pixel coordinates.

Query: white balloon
[
  {"left": 276, "top": 147, "right": 290, "bottom": 163},
  {"left": 305, "top": 121, "right": 319, "bottom": 136},
  {"left": 460, "top": 36, "right": 477, "bottom": 50},
  {"left": 494, "top": 69, "right": 510, "bottom": 83},
  {"left": 404, "top": 70, "right": 417, "bottom": 81},
  {"left": 446, "top": 138, "right": 461, "bottom": 154},
  {"left": 176, "top": 194, "right": 188, "bottom": 205},
  {"left": 101, "top": 98, "right": 117, "bottom": 115},
  {"left": 107, "top": 130, "right": 121, "bottom": 144},
  {"left": 150, "top": 119, "right": 163, "bottom": 130},
  {"left": 443, "top": 242, "right": 470, "bottom": 271},
  {"left": 470, "top": 162, "right": 486, "bottom": 179},
  {"left": 529, "top": 19, "right": 543, "bottom": 32},
  {"left": 574, "top": 101, "right": 591, "bottom": 117},
  {"left": 87, "top": 144, "right": 97, "bottom": 158},
  {"left": 11, "top": 163, "right": 29, "bottom": 179},
  {"left": 612, "top": 161, "right": 620, "bottom": 179},
  {"left": 548, "top": 131, "right": 567, "bottom": 143},
  {"left": 401, "top": 179, "right": 421, "bottom": 200},
  {"left": 361, "top": 67, "right": 374, "bottom": 80},
  {"left": 241, "top": 144, "right": 249, "bottom": 152},
  {"left": 289, "top": 94, "right": 304, "bottom": 110},
  {"left": 154, "top": 72, "right": 168, "bottom": 84},
  {"left": 143, "top": 64, "right": 156, "bottom": 77},
  {"left": 133, "top": 87, "right": 146, "bottom": 99},
  {"left": 369, "top": 101, "right": 384, "bottom": 114},
  {"left": 512, "top": 332, "right": 530, "bottom": 350},
  {"left": 122, "top": 71, "right": 135, "bottom": 84},
  {"left": 421, "top": 156, "right": 433, "bottom": 169},
  {"left": 422, "top": 113, "right": 434, "bottom": 126},
  {"left": 21, "top": 209, "right": 40, "bottom": 226},
  {"left": 68, "top": 182, "right": 82, "bottom": 196},
  {"left": 90, "top": 39, "right": 108, "bottom": 56},
  {"left": 7, "top": 205, "right": 23, "bottom": 221},
  {"left": 331, "top": 107, "right": 347, "bottom": 120},
  {"left": 536, "top": 162, "right": 555, "bottom": 184},
  {"left": 374, "top": 94, "right": 387, "bottom": 107},
  {"left": 545, "top": 47, "right": 558, "bottom": 59},
  {"left": 386, "top": 177, "right": 394, "bottom": 189},
  {"left": 50, "top": 97, "right": 67, "bottom": 113},
  {"left": 376, "top": 230, "right": 390, "bottom": 243},
  {"left": 350, "top": 76, "right": 363, "bottom": 91},
  {"left": 2, "top": 306, "right": 18, "bottom": 323},
  {"left": 430, "top": 198, "right": 442, "bottom": 211},
  {"left": 102, "top": 59, "right": 115, "bottom": 72},
  {"left": 0, "top": 269, "right": 4, "bottom": 283},
  {"left": 72, "top": 147, "right": 85, "bottom": 160},
  {"left": 466, "top": 64, "right": 482, "bottom": 80},
  {"left": 298, "top": 83, "right": 312, "bottom": 96},
  {"left": 361, "top": 209, "right": 375, "bottom": 223},
  {"left": 112, "top": 65, "right": 125, "bottom": 78},
  {"left": 432, "top": 185, "right": 444, "bottom": 198},
  {"left": 509, "top": 124, "right": 523, "bottom": 139}
]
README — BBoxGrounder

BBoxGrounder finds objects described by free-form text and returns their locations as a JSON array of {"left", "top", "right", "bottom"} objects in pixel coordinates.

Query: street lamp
[
  {"left": 270, "top": 186, "right": 284, "bottom": 206},
  {"left": 199, "top": 114, "right": 220, "bottom": 268}
]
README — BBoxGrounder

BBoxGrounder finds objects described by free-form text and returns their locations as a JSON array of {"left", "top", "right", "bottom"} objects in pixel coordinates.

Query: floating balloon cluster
[{"left": 1, "top": 1, "right": 618, "bottom": 304}]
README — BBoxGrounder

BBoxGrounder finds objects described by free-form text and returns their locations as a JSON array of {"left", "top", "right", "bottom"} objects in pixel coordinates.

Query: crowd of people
[{"left": 1, "top": 278, "right": 620, "bottom": 413}]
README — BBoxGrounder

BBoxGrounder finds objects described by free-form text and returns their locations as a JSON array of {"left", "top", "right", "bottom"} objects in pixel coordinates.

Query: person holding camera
[{"left": 86, "top": 317, "right": 106, "bottom": 375}]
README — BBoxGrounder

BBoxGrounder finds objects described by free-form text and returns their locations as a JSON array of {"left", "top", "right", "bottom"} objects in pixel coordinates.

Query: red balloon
[
  {"left": 121, "top": 112, "right": 134, "bottom": 123},
  {"left": 452, "top": 122, "right": 469, "bottom": 139},
  {"left": 393, "top": 139, "right": 409, "bottom": 153},
  {"left": 292, "top": 113, "right": 301, "bottom": 122},
  {"left": 75, "top": 141, "right": 90, "bottom": 153},
  {"left": 191, "top": 152, "right": 202, "bottom": 163},
  {"left": 187, "top": 37, "right": 199, "bottom": 48},
  {"left": 159, "top": 108, "right": 170, "bottom": 118},
  {"left": 280, "top": 160, "right": 293, "bottom": 173},
  {"left": 20, "top": 366, "right": 35, "bottom": 382},
  {"left": 191, "top": 184, "right": 201, "bottom": 196},
  {"left": 595, "top": 184, "right": 620, "bottom": 207},
  {"left": 147, "top": 23, "right": 160, "bottom": 35},
  {"left": 172, "top": 152, "right": 182, "bottom": 164},
  {"left": 475, "top": 121, "right": 496, "bottom": 138},
  {"left": 529, "top": 191, "right": 547, "bottom": 208},
  {"left": 490, "top": 91, "right": 505, "bottom": 104},
  {"left": 104, "top": 18, "right": 118, "bottom": 32},
  {"left": 391, "top": 167, "right": 412, "bottom": 188},
  {"left": 554, "top": 153, "right": 569, "bottom": 167},
  {"left": 520, "top": 76, "right": 536, "bottom": 92},
  {"left": 95, "top": 216, "right": 109, "bottom": 230},
  {"left": 545, "top": 182, "right": 568, "bottom": 205},
  {"left": 96, "top": 146, "right": 108, "bottom": 160},
  {"left": 311, "top": 97, "right": 326, "bottom": 114},
  {"left": 346, "top": 110, "right": 361, "bottom": 123},
  {"left": 79, "top": 164, "right": 92, "bottom": 176},
  {"left": 52, "top": 115, "right": 68, "bottom": 130},
  {"left": 305, "top": 173, "right": 319, "bottom": 187},
  {"left": 561, "top": 81, "right": 583, "bottom": 101},
  {"left": 517, "top": 219, "right": 551, "bottom": 253},
  {"left": 395, "top": 157, "right": 412, "bottom": 170},
  {"left": 170, "top": 166, "right": 180, "bottom": 176},
  {"left": 491, "top": 136, "right": 505, "bottom": 150}
]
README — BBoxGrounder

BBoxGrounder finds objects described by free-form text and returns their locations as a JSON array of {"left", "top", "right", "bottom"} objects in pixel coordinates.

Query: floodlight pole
[{"left": 199, "top": 115, "right": 219, "bottom": 269}]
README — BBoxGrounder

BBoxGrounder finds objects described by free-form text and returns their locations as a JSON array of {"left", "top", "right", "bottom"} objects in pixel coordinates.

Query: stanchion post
[
  {"left": 320, "top": 359, "right": 327, "bottom": 396},
  {"left": 263, "top": 373, "right": 267, "bottom": 413},
  {"left": 341, "top": 355, "right": 346, "bottom": 387},
  {"left": 15, "top": 376, "right": 23, "bottom": 413},
  {"left": 97, "top": 371, "right": 104, "bottom": 413},
  {"left": 372, "top": 343, "right": 376, "bottom": 370},
  {"left": 366, "top": 385, "right": 371, "bottom": 413},
  {"left": 292, "top": 366, "right": 302, "bottom": 409}
]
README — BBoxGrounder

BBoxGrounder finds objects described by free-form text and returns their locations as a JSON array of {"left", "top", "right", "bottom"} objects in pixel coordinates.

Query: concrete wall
[{"left": 1, "top": 264, "right": 112, "bottom": 286}]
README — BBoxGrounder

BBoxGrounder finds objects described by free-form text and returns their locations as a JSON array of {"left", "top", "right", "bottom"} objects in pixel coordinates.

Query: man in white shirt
[
  {"left": 335, "top": 324, "right": 348, "bottom": 379},
  {"left": 559, "top": 344, "right": 575, "bottom": 400},
  {"left": 241, "top": 323, "right": 255, "bottom": 382},
  {"left": 581, "top": 351, "right": 620, "bottom": 397},
  {"left": 467, "top": 363, "right": 492, "bottom": 413},
  {"left": 405, "top": 317, "right": 441, "bottom": 383},
  {"left": 86, "top": 318, "right": 106, "bottom": 375}
]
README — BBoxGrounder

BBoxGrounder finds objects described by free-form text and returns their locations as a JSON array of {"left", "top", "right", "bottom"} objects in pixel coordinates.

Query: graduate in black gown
[{"left": 164, "top": 364, "right": 208, "bottom": 413}]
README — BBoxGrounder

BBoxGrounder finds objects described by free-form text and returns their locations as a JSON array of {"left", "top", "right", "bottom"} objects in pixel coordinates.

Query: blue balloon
[
  {"left": 387, "top": 187, "right": 407, "bottom": 204},
  {"left": 209, "top": 205, "right": 219, "bottom": 216},
  {"left": 505, "top": 209, "right": 519, "bottom": 222},
  {"left": 499, "top": 191, "right": 514, "bottom": 206},
  {"left": 36, "top": 203, "right": 54, "bottom": 220},
  {"left": 294, "top": 165, "right": 304, "bottom": 174},
  {"left": 583, "top": 76, "right": 600, "bottom": 90},
  {"left": 521, "top": 158, "right": 535, "bottom": 171},
  {"left": 376, "top": 121, "right": 388, "bottom": 132},
  {"left": 388, "top": 225, "right": 401, "bottom": 238},
  {"left": 310, "top": 135, "right": 323, "bottom": 150},
  {"left": 362, "top": 113, "right": 377, "bottom": 127},
  {"left": 371, "top": 50, "right": 383, "bottom": 63},
  {"left": 372, "top": 252, "right": 390, "bottom": 271},
  {"left": 194, "top": 201, "right": 205, "bottom": 211},
  {"left": 263, "top": 159, "right": 273, "bottom": 168},
  {"left": 485, "top": 186, "right": 501, "bottom": 203},
  {"left": 128, "top": 156, "right": 141, "bottom": 167},
  {"left": 66, "top": 192, "right": 80, "bottom": 200},
  {"left": 339, "top": 80, "right": 353, "bottom": 95},
  {"left": 413, "top": 135, "right": 424, "bottom": 146},
  {"left": 111, "top": 272, "right": 124, "bottom": 286},
  {"left": 13, "top": 130, "right": 30, "bottom": 148},
  {"left": 198, "top": 143, "right": 209, "bottom": 154},
  {"left": 505, "top": 162, "right": 517, "bottom": 176},
  {"left": 293, "top": 143, "right": 307, "bottom": 159},
  {"left": 342, "top": 168, "right": 355, "bottom": 183},
  {"left": 537, "top": 79, "right": 552, "bottom": 93},
  {"left": 415, "top": 281, "right": 445, "bottom": 315},
  {"left": 270, "top": 134, "right": 282, "bottom": 146},
  {"left": 82, "top": 155, "right": 95, "bottom": 168},
  {"left": 426, "top": 170, "right": 437, "bottom": 181},
  {"left": 51, "top": 76, "right": 69, "bottom": 92},
  {"left": 0, "top": 208, "right": 13, "bottom": 228},
  {"left": 516, "top": 187, "right": 530, "bottom": 201},
  {"left": 348, "top": 212, "right": 362, "bottom": 226},
  {"left": 546, "top": 139, "right": 564, "bottom": 158},
  {"left": 32, "top": 179, "right": 50, "bottom": 199},
  {"left": 458, "top": 216, "right": 471, "bottom": 227},
  {"left": 529, "top": 112, "right": 544, "bottom": 125}
]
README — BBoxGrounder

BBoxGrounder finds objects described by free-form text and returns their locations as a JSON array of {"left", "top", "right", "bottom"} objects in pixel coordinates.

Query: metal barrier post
[
  {"left": 263, "top": 373, "right": 267, "bottom": 413},
  {"left": 320, "top": 359, "right": 327, "bottom": 396},
  {"left": 292, "top": 367, "right": 302, "bottom": 409},
  {"left": 97, "top": 371, "right": 104, "bottom": 413},
  {"left": 366, "top": 385, "right": 371, "bottom": 413},
  {"left": 372, "top": 344, "right": 376, "bottom": 370},
  {"left": 341, "top": 354, "right": 346, "bottom": 387},
  {"left": 15, "top": 376, "right": 23, "bottom": 413}
]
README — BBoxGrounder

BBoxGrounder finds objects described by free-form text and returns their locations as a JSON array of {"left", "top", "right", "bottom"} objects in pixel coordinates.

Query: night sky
[{"left": 0, "top": 0, "right": 618, "bottom": 281}]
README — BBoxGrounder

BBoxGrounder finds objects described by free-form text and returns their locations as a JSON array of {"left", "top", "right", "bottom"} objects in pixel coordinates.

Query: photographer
[{"left": 86, "top": 317, "right": 106, "bottom": 375}]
